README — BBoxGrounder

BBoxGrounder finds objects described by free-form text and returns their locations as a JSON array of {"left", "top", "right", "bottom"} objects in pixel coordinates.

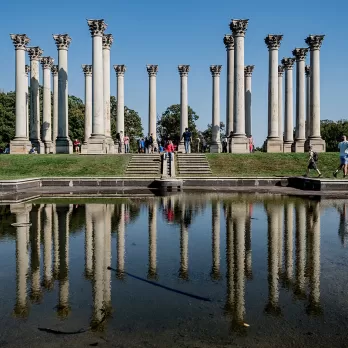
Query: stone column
[
  {"left": 225, "top": 204, "right": 234, "bottom": 312},
  {"left": 245, "top": 65, "right": 254, "bottom": 138},
  {"left": 211, "top": 201, "right": 221, "bottom": 279},
  {"left": 41, "top": 57, "right": 54, "bottom": 154},
  {"left": 103, "top": 34, "right": 114, "bottom": 153},
  {"left": 223, "top": 34, "right": 234, "bottom": 136},
  {"left": 114, "top": 65, "right": 126, "bottom": 153},
  {"left": 284, "top": 202, "right": 294, "bottom": 287},
  {"left": 25, "top": 65, "right": 30, "bottom": 140},
  {"left": 84, "top": 205, "right": 93, "bottom": 279},
  {"left": 281, "top": 58, "right": 295, "bottom": 152},
  {"left": 210, "top": 65, "right": 222, "bottom": 153},
  {"left": 87, "top": 20, "right": 107, "bottom": 154},
  {"left": 278, "top": 65, "right": 284, "bottom": 141},
  {"left": 230, "top": 19, "right": 249, "bottom": 153},
  {"left": 81, "top": 65, "right": 92, "bottom": 154},
  {"left": 9, "top": 35, "right": 32, "bottom": 154},
  {"left": 293, "top": 48, "right": 308, "bottom": 152},
  {"left": 27, "top": 46, "right": 44, "bottom": 153},
  {"left": 43, "top": 204, "right": 53, "bottom": 290},
  {"left": 245, "top": 205, "right": 253, "bottom": 279},
  {"left": 305, "top": 35, "right": 325, "bottom": 152},
  {"left": 148, "top": 202, "right": 158, "bottom": 279},
  {"left": 117, "top": 204, "right": 125, "bottom": 279},
  {"left": 147, "top": 65, "right": 158, "bottom": 149},
  {"left": 104, "top": 204, "right": 113, "bottom": 314},
  {"left": 51, "top": 65, "right": 58, "bottom": 152},
  {"left": 179, "top": 202, "right": 189, "bottom": 280},
  {"left": 305, "top": 66, "right": 311, "bottom": 139},
  {"left": 53, "top": 34, "right": 73, "bottom": 154},
  {"left": 264, "top": 35, "right": 283, "bottom": 152},
  {"left": 178, "top": 65, "right": 190, "bottom": 153}
]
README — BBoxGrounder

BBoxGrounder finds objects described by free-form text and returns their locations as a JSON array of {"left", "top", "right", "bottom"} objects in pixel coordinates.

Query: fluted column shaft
[
  {"left": 210, "top": 66, "right": 222, "bottom": 152},
  {"left": 51, "top": 66, "right": 58, "bottom": 148},
  {"left": 103, "top": 35, "right": 113, "bottom": 138},
  {"left": 147, "top": 65, "right": 158, "bottom": 146},
  {"left": 25, "top": 65, "right": 30, "bottom": 139},
  {"left": 278, "top": 66, "right": 284, "bottom": 140},
  {"left": 224, "top": 35, "right": 234, "bottom": 135},
  {"left": 178, "top": 66, "right": 190, "bottom": 152},
  {"left": 305, "top": 66, "right": 311, "bottom": 138},
  {"left": 82, "top": 65, "right": 92, "bottom": 144},
  {"left": 114, "top": 66, "right": 126, "bottom": 137},
  {"left": 245, "top": 66, "right": 254, "bottom": 138}
]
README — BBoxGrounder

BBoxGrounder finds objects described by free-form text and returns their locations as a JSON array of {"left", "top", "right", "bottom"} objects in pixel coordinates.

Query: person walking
[
  {"left": 165, "top": 139, "right": 174, "bottom": 161},
  {"left": 333, "top": 135, "right": 348, "bottom": 178},
  {"left": 148, "top": 133, "right": 154, "bottom": 154},
  {"left": 124, "top": 134, "right": 130, "bottom": 153},
  {"left": 181, "top": 128, "right": 192, "bottom": 154},
  {"left": 222, "top": 137, "right": 228, "bottom": 153},
  {"left": 304, "top": 146, "right": 322, "bottom": 178}
]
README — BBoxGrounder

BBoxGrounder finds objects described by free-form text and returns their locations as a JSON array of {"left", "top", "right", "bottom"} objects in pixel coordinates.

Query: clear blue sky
[{"left": 0, "top": 0, "right": 346, "bottom": 146}]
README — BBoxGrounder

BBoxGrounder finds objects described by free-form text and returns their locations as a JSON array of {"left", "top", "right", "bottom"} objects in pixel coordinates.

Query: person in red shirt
[
  {"left": 165, "top": 140, "right": 174, "bottom": 161},
  {"left": 73, "top": 139, "right": 81, "bottom": 153}
]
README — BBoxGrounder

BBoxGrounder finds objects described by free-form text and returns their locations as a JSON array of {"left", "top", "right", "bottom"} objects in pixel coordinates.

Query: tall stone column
[
  {"left": 53, "top": 34, "right": 73, "bottom": 154},
  {"left": 41, "top": 57, "right": 54, "bottom": 154},
  {"left": 81, "top": 65, "right": 92, "bottom": 154},
  {"left": 103, "top": 34, "right": 114, "bottom": 153},
  {"left": 179, "top": 202, "right": 189, "bottom": 280},
  {"left": 84, "top": 205, "right": 93, "bottom": 279},
  {"left": 210, "top": 65, "right": 222, "bottom": 153},
  {"left": 43, "top": 204, "right": 53, "bottom": 290},
  {"left": 178, "top": 65, "right": 190, "bottom": 153},
  {"left": 9, "top": 35, "right": 32, "bottom": 154},
  {"left": 148, "top": 202, "right": 158, "bottom": 279},
  {"left": 264, "top": 34, "right": 283, "bottom": 152},
  {"left": 87, "top": 19, "right": 107, "bottom": 154},
  {"left": 281, "top": 58, "right": 295, "bottom": 152},
  {"left": 293, "top": 48, "right": 308, "bottom": 152},
  {"left": 305, "top": 35, "right": 325, "bottom": 152},
  {"left": 27, "top": 46, "right": 44, "bottom": 153},
  {"left": 147, "top": 65, "right": 158, "bottom": 149},
  {"left": 114, "top": 65, "right": 126, "bottom": 153},
  {"left": 25, "top": 65, "right": 30, "bottom": 140},
  {"left": 104, "top": 204, "right": 113, "bottom": 314},
  {"left": 230, "top": 19, "right": 249, "bottom": 153},
  {"left": 117, "top": 204, "right": 125, "bottom": 279},
  {"left": 211, "top": 201, "right": 221, "bottom": 279},
  {"left": 52, "top": 205, "right": 59, "bottom": 279},
  {"left": 245, "top": 65, "right": 254, "bottom": 138},
  {"left": 245, "top": 205, "right": 253, "bottom": 279},
  {"left": 278, "top": 65, "right": 284, "bottom": 141},
  {"left": 225, "top": 204, "right": 234, "bottom": 312},
  {"left": 284, "top": 202, "right": 294, "bottom": 287},
  {"left": 223, "top": 34, "right": 234, "bottom": 136},
  {"left": 51, "top": 65, "right": 58, "bottom": 152},
  {"left": 305, "top": 66, "right": 311, "bottom": 139}
]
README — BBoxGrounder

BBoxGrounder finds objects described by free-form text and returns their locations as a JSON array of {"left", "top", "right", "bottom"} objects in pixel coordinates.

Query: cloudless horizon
[{"left": 1, "top": 0, "right": 347, "bottom": 146}]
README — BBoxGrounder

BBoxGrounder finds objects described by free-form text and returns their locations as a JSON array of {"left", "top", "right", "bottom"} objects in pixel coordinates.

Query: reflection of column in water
[
  {"left": 283, "top": 202, "right": 294, "bottom": 287},
  {"left": 30, "top": 204, "right": 43, "bottom": 303},
  {"left": 117, "top": 204, "right": 125, "bottom": 279},
  {"left": 11, "top": 204, "right": 32, "bottom": 318},
  {"left": 91, "top": 204, "right": 106, "bottom": 326},
  {"left": 179, "top": 202, "right": 189, "bottom": 280},
  {"left": 245, "top": 204, "right": 252, "bottom": 280},
  {"left": 278, "top": 205, "right": 284, "bottom": 274},
  {"left": 43, "top": 204, "right": 53, "bottom": 290},
  {"left": 56, "top": 205, "right": 71, "bottom": 318},
  {"left": 104, "top": 204, "right": 113, "bottom": 313},
  {"left": 265, "top": 204, "right": 281, "bottom": 315},
  {"left": 52, "top": 205, "right": 59, "bottom": 280},
  {"left": 211, "top": 201, "right": 221, "bottom": 280},
  {"left": 294, "top": 204, "right": 306, "bottom": 298},
  {"left": 85, "top": 205, "right": 93, "bottom": 279},
  {"left": 148, "top": 202, "right": 158, "bottom": 280},
  {"left": 307, "top": 202, "right": 322, "bottom": 315},
  {"left": 225, "top": 203, "right": 234, "bottom": 312}
]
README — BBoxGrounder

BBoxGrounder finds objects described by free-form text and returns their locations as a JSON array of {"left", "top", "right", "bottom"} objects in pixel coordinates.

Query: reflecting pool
[{"left": 1, "top": 194, "right": 348, "bottom": 347}]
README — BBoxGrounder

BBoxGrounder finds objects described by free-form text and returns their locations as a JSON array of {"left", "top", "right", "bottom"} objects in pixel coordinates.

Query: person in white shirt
[{"left": 333, "top": 135, "right": 348, "bottom": 178}]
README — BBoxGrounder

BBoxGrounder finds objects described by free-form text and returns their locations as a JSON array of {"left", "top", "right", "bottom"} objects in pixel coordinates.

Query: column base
[
  {"left": 55, "top": 137, "right": 73, "bottom": 154},
  {"left": 114, "top": 142, "right": 120, "bottom": 154},
  {"left": 105, "top": 137, "right": 115, "bottom": 154},
  {"left": 43, "top": 141, "right": 54, "bottom": 154},
  {"left": 31, "top": 139, "right": 45, "bottom": 154},
  {"left": 87, "top": 136, "right": 107, "bottom": 154},
  {"left": 283, "top": 141, "right": 293, "bottom": 153},
  {"left": 292, "top": 139, "right": 305, "bottom": 153},
  {"left": 264, "top": 138, "right": 283, "bottom": 153},
  {"left": 81, "top": 143, "right": 88, "bottom": 154},
  {"left": 10, "top": 138, "right": 32, "bottom": 154},
  {"left": 304, "top": 138, "right": 326, "bottom": 152},
  {"left": 230, "top": 136, "right": 249, "bottom": 153},
  {"left": 210, "top": 142, "right": 222, "bottom": 153}
]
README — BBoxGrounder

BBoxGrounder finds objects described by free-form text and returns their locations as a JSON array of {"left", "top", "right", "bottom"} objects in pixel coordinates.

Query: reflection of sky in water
[{"left": 1, "top": 196, "right": 348, "bottom": 347}]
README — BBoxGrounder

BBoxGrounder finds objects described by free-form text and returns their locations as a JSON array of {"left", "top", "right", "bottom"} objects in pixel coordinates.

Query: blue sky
[{"left": 0, "top": 0, "right": 346, "bottom": 146}]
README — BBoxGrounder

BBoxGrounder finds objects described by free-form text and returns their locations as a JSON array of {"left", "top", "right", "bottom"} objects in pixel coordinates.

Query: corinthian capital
[
  {"left": 114, "top": 65, "right": 126, "bottom": 76},
  {"left": 41, "top": 57, "right": 54, "bottom": 69},
  {"left": 146, "top": 65, "right": 158, "bottom": 76},
  {"left": 244, "top": 65, "right": 255, "bottom": 77},
  {"left": 87, "top": 19, "right": 107, "bottom": 37},
  {"left": 51, "top": 65, "right": 58, "bottom": 75},
  {"left": 82, "top": 64, "right": 92, "bottom": 76},
  {"left": 223, "top": 34, "right": 234, "bottom": 49},
  {"left": 292, "top": 47, "right": 308, "bottom": 61},
  {"left": 305, "top": 65, "right": 311, "bottom": 76},
  {"left": 278, "top": 65, "right": 284, "bottom": 77},
  {"left": 53, "top": 34, "right": 72, "bottom": 50},
  {"left": 27, "top": 46, "right": 43, "bottom": 61},
  {"left": 210, "top": 65, "right": 222, "bottom": 76},
  {"left": 305, "top": 35, "right": 325, "bottom": 50},
  {"left": 229, "top": 19, "right": 249, "bottom": 37},
  {"left": 281, "top": 57, "right": 295, "bottom": 70},
  {"left": 102, "top": 34, "right": 113, "bottom": 49},
  {"left": 25, "top": 65, "right": 30, "bottom": 76},
  {"left": 178, "top": 65, "right": 190, "bottom": 76},
  {"left": 10, "top": 34, "right": 30, "bottom": 50},
  {"left": 265, "top": 34, "right": 283, "bottom": 50}
]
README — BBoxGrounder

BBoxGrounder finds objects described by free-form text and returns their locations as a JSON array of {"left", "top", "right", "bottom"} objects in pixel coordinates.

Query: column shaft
[
  {"left": 82, "top": 66, "right": 92, "bottom": 145},
  {"left": 268, "top": 49, "right": 279, "bottom": 138},
  {"left": 305, "top": 66, "right": 311, "bottom": 138},
  {"left": 15, "top": 48, "right": 27, "bottom": 139},
  {"left": 117, "top": 74, "right": 125, "bottom": 134},
  {"left": 295, "top": 59, "right": 306, "bottom": 141},
  {"left": 51, "top": 66, "right": 58, "bottom": 150},
  {"left": 210, "top": 66, "right": 222, "bottom": 153},
  {"left": 224, "top": 35, "right": 234, "bottom": 135},
  {"left": 245, "top": 66, "right": 254, "bottom": 138},
  {"left": 278, "top": 66, "right": 284, "bottom": 141},
  {"left": 149, "top": 73, "right": 157, "bottom": 145},
  {"left": 103, "top": 47, "right": 111, "bottom": 137},
  {"left": 25, "top": 65, "right": 30, "bottom": 140}
]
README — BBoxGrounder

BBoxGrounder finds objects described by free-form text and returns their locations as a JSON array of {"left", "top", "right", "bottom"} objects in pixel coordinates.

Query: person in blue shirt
[
  {"left": 333, "top": 135, "right": 348, "bottom": 178},
  {"left": 181, "top": 128, "right": 192, "bottom": 154}
]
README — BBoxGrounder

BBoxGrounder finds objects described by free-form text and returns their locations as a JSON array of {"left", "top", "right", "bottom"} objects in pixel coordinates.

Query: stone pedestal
[
  {"left": 230, "top": 137, "right": 249, "bottom": 153},
  {"left": 178, "top": 65, "right": 190, "bottom": 152},
  {"left": 210, "top": 65, "right": 222, "bottom": 153}
]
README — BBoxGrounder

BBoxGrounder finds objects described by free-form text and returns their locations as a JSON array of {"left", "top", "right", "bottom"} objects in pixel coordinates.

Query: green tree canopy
[
  {"left": 321, "top": 119, "right": 348, "bottom": 152},
  {"left": 201, "top": 122, "right": 225, "bottom": 144},
  {"left": 0, "top": 92, "right": 15, "bottom": 146}
]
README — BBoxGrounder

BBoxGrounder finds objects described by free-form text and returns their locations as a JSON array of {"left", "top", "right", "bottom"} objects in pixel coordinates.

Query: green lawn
[
  {"left": 206, "top": 152, "right": 339, "bottom": 178},
  {"left": 0, "top": 154, "right": 131, "bottom": 179}
]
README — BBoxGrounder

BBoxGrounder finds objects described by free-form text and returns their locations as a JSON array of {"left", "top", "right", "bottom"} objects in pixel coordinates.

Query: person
[
  {"left": 29, "top": 146, "right": 37, "bottom": 154},
  {"left": 164, "top": 140, "right": 174, "bottom": 161},
  {"left": 222, "top": 137, "right": 227, "bottom": 153},
  {"left": 124, "top": 134, "right": 130, "bottom": 153},
  {"left": 148, "top": 133, "right": 154, "bottom": 154},
  {"left": 227, "top": 131, "right": 233, "bottom": 153},
  {"left": 333, "top": 135, "right": 348, "bottom": 178},
  {"left": 4, "top": 143, "right": 10, "bottom": 154},
  {"left": 202, "top": 138, "right": 207, "bottom": 153},
  {"left": 159, "top": 144, "right": 164, "bottom": 153},
  {"left": 73, "top": 139, "right": 80, "bottom": 153},
  {"left": 304, "top": 146, "right": 322, "bottom": 178},
  {"left": 248, "top": 135, "right": 254, "bottom": 153},
  {"left": 181, "top": 128, "right": 192, "bottom": 154}
]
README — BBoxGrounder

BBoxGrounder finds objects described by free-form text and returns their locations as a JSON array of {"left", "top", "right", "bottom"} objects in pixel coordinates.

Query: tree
[
  {"left": 201, "top": 122, "right": 226, "bottom": 144},
  {"left": 0, "top": 92, "right": 15, "bottom": 146},
  {"left": 157, "top": 104, "right": 199, "bottom": 144},
  {"left": 68, "top": 95, "right": 85, "bottom": 141},
  {"left": 321, "top": 119, "right": 348, "bottom": 152}
]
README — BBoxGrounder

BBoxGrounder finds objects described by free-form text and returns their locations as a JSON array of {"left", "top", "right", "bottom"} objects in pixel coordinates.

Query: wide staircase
[
  {"left": 125, "top": 154, "right": 161, "bottom": 176},
  {"left": 177, "top": 153, "right": 212, "bottom": 176}
]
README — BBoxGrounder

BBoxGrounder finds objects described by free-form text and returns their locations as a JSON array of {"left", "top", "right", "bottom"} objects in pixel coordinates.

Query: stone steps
[
  {"left": 126, "top": 154, "right": 161, "bottom": 176},
  {"left": 177, "top": 154, "right": 212, "bottom": 176}
]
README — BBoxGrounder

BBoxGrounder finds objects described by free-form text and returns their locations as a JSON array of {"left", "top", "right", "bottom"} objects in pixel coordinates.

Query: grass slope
[{"left": 206, "top": 153, "right": 339, "bottom": 178}]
